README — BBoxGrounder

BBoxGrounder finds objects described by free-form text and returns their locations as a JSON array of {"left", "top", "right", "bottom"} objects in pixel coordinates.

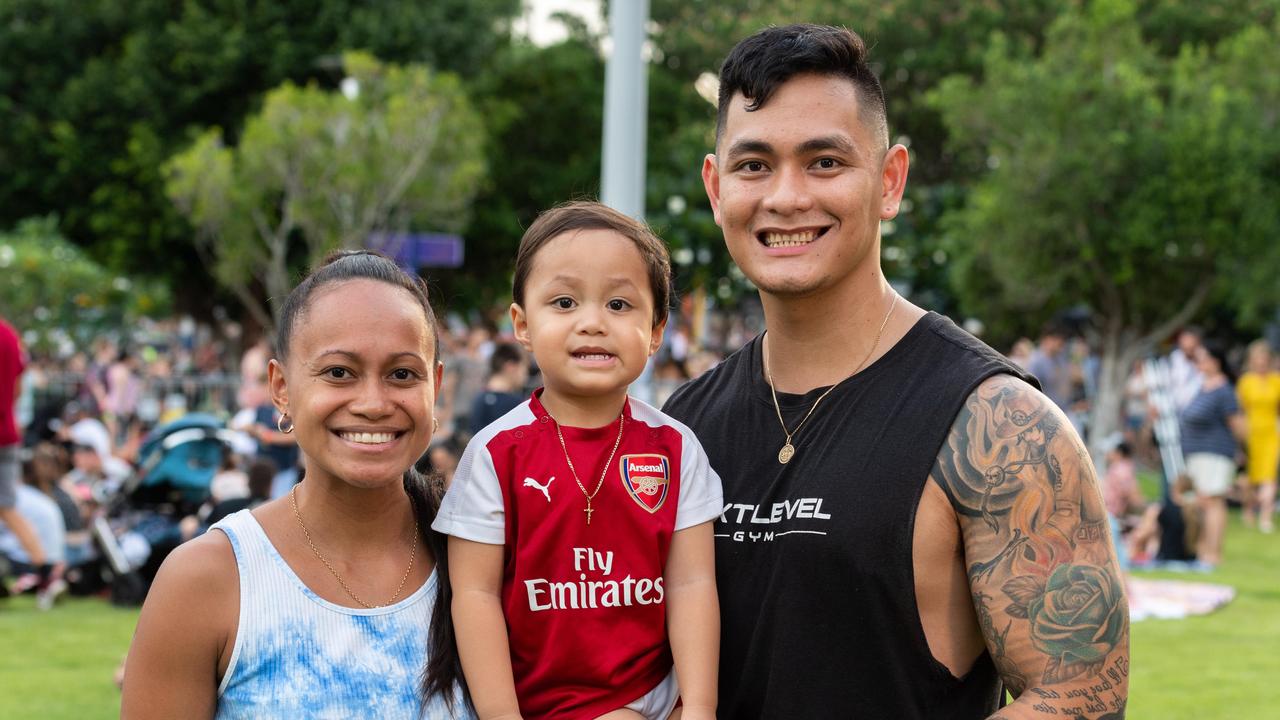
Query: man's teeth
[
  {"left": 340, "top": 432, "right": 395, "bottom": 444},
  {"left": 765, "top": 231, "right": 817, "bottom": 247}
]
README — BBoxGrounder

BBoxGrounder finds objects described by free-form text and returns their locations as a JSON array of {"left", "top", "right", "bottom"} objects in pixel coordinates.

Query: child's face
[{"left": 512, "top": 229, "right": 665, "bottom": 404}]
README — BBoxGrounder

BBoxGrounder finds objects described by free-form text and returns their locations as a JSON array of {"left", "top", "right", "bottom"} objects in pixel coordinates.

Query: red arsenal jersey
[{"left": 433, "top": 390, "right": 723, "bottom": 719}]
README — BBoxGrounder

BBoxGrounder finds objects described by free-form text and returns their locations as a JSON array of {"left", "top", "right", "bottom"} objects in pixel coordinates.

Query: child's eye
[
  {"left": 552, "top": 297, "right": 576, "bottom": 310},
  {"left": 607, "top": 298, "right": 632, "bottom": 311}
]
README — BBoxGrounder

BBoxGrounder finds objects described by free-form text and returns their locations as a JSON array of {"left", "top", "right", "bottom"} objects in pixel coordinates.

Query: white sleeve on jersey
[
  {"left": 673, "top": 429, "right": 725, "bottom": 531},
  {"left": 430, "top": 439, "right": 506, "bottom": 545}
]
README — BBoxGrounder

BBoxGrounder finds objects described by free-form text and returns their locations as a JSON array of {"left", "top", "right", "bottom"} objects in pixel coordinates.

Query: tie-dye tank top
[{"left": 211, "top": 510, "right": 471, "bottom": 719}]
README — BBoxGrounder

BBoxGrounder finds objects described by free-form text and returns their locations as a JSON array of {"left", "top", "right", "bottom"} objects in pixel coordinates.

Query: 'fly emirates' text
[{"left": 524, "top": 547, "right": 663, "bottom": 612}]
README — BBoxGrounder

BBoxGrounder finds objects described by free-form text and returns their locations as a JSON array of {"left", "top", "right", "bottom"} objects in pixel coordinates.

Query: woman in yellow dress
[{"left": 1238, "top": 340, "right": 1280, "bottom": 533}]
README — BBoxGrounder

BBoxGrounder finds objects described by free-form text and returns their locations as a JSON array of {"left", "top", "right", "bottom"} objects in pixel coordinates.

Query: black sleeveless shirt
[{"left": 663, "top": 312, "right": 1035, "bottom": 719}]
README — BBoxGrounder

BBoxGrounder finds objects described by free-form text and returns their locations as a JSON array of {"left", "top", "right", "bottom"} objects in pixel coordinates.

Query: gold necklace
[
  {"left": 765, "top": 293, "right": 899, "bottom": 465},
  {"left": 290, "top": 484, "right": 419, "bottom": 609},
  {"left": 554, "top": 410, "right": 626, "bottom": 525}
]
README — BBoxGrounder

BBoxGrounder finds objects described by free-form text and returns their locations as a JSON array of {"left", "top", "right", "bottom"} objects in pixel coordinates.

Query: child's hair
[{"left": 512, "top": 201, "right": 672, "bottom": 328}]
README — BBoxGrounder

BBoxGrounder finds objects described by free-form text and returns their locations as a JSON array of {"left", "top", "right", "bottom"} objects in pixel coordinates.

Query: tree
[
  {"left": 164, "top": 53, "right": 486, "bottom": 335},
  {"left": 445, "top": 34, "right": 607, "bottom": 313},
  {"left": 0, "top": 0, "right": 518, "bottom": 312},
  {"left": 928, "top": 0, "right": 1280, "bottom": 458},
  {"left": 0, "top": 217, "right": 170, "bottom": 353}
]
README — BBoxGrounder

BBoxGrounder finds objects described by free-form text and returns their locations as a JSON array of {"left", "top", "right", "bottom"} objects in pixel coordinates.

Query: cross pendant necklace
[{"left": 554, "top": 409, "right": 626, "bottom": 526}]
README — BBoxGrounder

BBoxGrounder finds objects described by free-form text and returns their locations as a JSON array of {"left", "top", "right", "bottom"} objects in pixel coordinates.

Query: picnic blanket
[{"left": 1128, "top": 576, "right": 1235, "bottom": 621}]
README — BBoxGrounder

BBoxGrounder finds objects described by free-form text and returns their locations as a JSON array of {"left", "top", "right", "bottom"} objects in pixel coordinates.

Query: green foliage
[
  {"left": 0, "top": 0, "right": 518, "bottom": 300},
  {"left": 0, "top": 217, "right": 170, "bottom": 353},
  {"left": 445, "top": 35, "right": 607, "bottom": 311},
  {"left": 164, "top": 53, "right": 485, "bottom": 333},
  {"left": 929, "top": 0, "right": 1280, "bottom": 342}
]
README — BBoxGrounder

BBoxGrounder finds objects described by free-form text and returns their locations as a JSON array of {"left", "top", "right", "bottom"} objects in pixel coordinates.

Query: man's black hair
[{"left": 715, "top": 23, "right": 889, "bottom": 150}]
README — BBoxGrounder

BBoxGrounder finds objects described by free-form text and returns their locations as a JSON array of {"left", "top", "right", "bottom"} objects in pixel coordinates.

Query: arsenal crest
[{"left": 619, "top": 454, "right": 670, "bottom": 513}]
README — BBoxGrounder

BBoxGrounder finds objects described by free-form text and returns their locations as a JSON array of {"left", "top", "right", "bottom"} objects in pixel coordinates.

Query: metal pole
[{"left": 601, "top": 0, "right": 649, "bottom": 220}]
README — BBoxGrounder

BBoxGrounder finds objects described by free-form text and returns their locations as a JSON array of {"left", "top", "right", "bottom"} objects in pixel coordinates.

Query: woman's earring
[
  {"left": 276, "top": 412, "right": 294, "bottom": 434},
  {"left": 432, "top": 417, "right": 439, "bottom": 434}
]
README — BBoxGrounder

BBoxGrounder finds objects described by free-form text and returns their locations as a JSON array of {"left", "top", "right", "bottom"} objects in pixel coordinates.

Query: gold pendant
[{"left": 778, "top": 443, "right": 795, "bottom": 465}]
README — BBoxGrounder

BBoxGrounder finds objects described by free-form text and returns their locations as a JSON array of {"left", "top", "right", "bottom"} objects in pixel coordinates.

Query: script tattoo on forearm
[{"left": 932, "top": 376, "right": 1129, "bottom": 717}]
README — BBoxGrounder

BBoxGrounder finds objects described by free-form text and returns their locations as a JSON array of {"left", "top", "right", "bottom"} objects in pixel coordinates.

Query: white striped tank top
[{"left": 211, "top": 509, "right": 472, "bottom": 719}]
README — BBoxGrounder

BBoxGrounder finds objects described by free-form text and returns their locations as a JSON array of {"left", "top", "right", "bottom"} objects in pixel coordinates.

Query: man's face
[
  {"left": 702, "top": 73, "right": 907, "bottom": 299},
  {"left": 1178, "top": 331, "right": 1201, "bottom": 355}
]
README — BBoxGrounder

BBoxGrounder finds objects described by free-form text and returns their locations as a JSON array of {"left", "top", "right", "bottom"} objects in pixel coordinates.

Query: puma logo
[{"left": 523, "top": 476, "right": 554, "bottom": 503}]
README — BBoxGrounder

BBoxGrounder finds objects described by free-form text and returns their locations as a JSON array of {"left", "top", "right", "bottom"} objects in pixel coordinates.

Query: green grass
[
  {"left": 0, "top": 593, "right": 137, "bottom": 719},
  {"left": 1, "top": 514, "right": 1276, "bottom": 719},
  {"left": 1129, "top": 511, "right": 1280, "bottom": 718}
]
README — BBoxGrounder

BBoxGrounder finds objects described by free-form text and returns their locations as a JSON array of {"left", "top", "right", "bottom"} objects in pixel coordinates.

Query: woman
[
  {"left": 122, "top": 251, "right": 469, "bottom": 719},
  {"left": 1180, "top": 340, "right": 1247, "bottom": 568},
  {"left": 1238, "top": 339, "right": 1280, "bottom": 533}
]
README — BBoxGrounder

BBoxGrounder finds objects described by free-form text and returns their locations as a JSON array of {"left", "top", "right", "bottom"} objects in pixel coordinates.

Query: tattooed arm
[{"left": 931, "top": 375, "right": 1129, "bottom": 719}]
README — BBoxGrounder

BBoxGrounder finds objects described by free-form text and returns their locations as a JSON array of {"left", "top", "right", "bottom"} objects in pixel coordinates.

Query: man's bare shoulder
[{"left": 928, "top": 373, "right": 1129, "bottom": 715}]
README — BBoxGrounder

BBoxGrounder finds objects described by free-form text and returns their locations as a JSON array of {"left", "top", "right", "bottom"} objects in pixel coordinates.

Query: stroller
[{"left": 93, "top": 413, "right": 239, "bottom": 604}]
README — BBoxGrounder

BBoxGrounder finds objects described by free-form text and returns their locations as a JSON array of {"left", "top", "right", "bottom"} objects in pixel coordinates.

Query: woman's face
[
  {"left": 269, "top": 279, "right": 442, "bottom": 490},
  {"left": 1247, "top": 344, "right": 1272, "bottom": 374},
  {"left": 1194, "top": 347, "right": 1220, "bottom": 378}
]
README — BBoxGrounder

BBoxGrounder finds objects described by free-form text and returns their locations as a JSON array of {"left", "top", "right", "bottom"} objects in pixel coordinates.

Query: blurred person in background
[
  {"left": 249, "top": 395, "right": 299, "bottom": 499},
  {"left": 1180, "top": 340, "right": 1246, "bottom": 568},
  {"left": 466, "top": 342, "right": 529, "bottom": 437},
  {"left": 1026, "top": 322, "right": 1072, "bottom": 411},
  {"left": 204, "top": 458, "right": 275, "bottom": 528},
  {"left": 1006, "top": 337, "right": 1035, "bottom": 370},
  {"left": 443, "top": 324, "right": 493, "bottom": 435},
  {"left": 0, "top": 313, "right": 48, "bottom": 574},
  {"left": 1169, "top": 326, "right": 1204, "bottom": 410},
  {"left": 0, "top": 461, "right": 67, "bottom": 609},
  {"left": 104, "top": 349, "right": 143, "bottom": 447},
  {"left": 1237, "top": 339, "right": 1280, "bottom": 533},
  {"left": 28, "top": 442, "right": 94, "bottom": 569}
]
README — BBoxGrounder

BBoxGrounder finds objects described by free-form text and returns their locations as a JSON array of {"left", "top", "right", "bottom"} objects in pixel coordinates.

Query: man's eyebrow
[
  {"left": 312, "top": 350, "right": 426, "bottom": 364},
  {"left": 725, "top": 139, "right": 774, "bottom": 159},
  {"left": 795, "top": 135, "right": 857, "bottom": 156}
]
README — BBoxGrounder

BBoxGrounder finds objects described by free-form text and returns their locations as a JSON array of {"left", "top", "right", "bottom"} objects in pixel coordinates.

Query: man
[
  {"left": 664, "top": 25, "right": 1128, "bottom": 718},
  {"left": 1026, "top": 323, "right": 1073, "bottom": 411},
  {"left": 1167, "top": 326, "right": 1203, "bottom": 410},
  {"left": 0, "top": 315, "right": 48, "bottom": 575}
]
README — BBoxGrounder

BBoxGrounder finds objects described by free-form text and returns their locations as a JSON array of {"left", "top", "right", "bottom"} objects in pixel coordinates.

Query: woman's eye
[
  {"left": 553, "top": 297, "right": 575, "bottom": 309},
  {"left": 390, "top": 369, "right": 418, "bottom": 381},
  {"left": 325, "top": 367, "right": 351, "bottom": 379},
  {"left": 608, "top": 299, "right": 631, "bottom": 311}
]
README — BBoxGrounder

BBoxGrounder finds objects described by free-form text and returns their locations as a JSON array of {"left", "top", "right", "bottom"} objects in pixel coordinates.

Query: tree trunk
[{"left": 1087, "top": 332, "right": 1146, "bottom": 470}]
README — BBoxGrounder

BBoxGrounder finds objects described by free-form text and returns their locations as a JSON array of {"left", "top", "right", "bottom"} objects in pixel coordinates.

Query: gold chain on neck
[
  {"left": 764, "top": 292, "right": 899, "bottom": 464},
  {"left": 553, "top": 410, "right": 626, "bottom": 525},
  {"left": 290, "top": 484, "right": 419, "bottom": 608}
]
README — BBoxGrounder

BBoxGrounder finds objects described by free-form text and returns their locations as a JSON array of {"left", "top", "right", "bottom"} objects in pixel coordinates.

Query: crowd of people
[
  {"left": 24, "top": 19, "right": 1280, "bottom": 718},
  {"left": 1011, "top": 324, "right": 1280, "bottom": 572}
]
